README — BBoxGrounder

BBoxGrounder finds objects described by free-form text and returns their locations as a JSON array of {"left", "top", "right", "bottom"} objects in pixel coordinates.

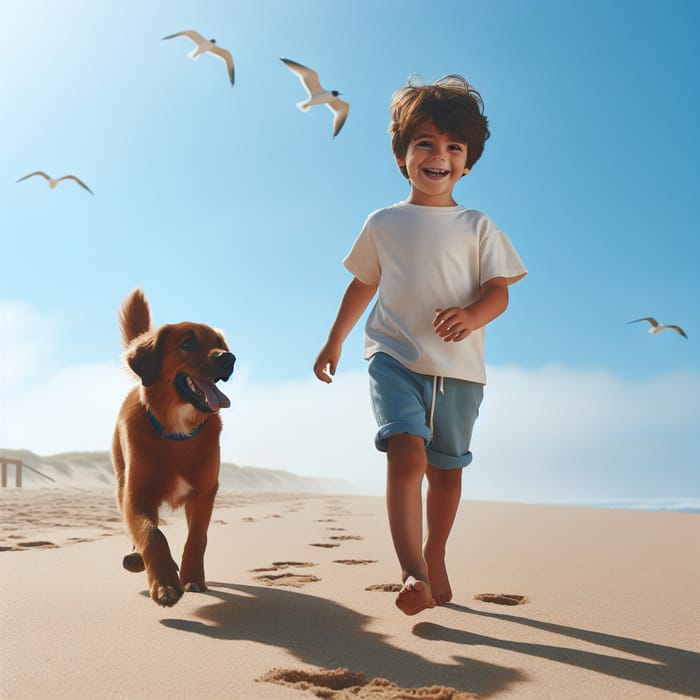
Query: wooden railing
[{"left": 0, "top": 457, "right": 55, "bottom": 487}]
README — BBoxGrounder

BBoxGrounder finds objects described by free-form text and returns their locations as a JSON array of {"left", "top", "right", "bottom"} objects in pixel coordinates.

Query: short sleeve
[
  {"left": 479, "top": 219, "right": 527, "bottom": 286},
  {"left": 343, "top": 218, "right": 381, "bottom": 285}
]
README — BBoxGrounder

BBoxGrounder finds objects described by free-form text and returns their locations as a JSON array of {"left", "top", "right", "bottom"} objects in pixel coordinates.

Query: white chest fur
[{"left": 171, "top": 476, "right": 193, "bottom": 505}]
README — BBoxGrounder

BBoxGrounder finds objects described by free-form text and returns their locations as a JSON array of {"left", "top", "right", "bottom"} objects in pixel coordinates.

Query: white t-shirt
[{"left": 344, "top": 201, "right": 527, "bottom": 384}]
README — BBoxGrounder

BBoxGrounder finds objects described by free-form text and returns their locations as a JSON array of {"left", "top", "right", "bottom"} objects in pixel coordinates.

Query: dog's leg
[
  {"left": 180, "top": 485, "right": 218, "bottom": 592},
  {"left": 125, "top": 499, "right": 184, "bottom": 607}
]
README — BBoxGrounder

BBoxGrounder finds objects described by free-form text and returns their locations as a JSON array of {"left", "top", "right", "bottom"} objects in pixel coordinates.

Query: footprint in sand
[
  {"left": 251, "top": 561, "right": 320, "bottom": 588},
  {"left": 326, "top": 527, "right": 346, "bottom": 531},
  {"left": 250, "top": 562, "right": 316, "bottom": 572},
  {"left": 333, "top": 559, "right": 378, "bottom": 566},
  {"left": 17, "top": 540, "right": 58, "bottom": 549},
  {"left": 259, "top": 667, "right": 477, "bottom": 699},
  {"left": 241, "top": 517, "right": 256, "bottom": 522},
  {"left": 474, "top": 593, "right": 527, "bottom": 605},
  {"left": 253, "top": 572, "right": 321, "bottom": 588},
  {"left": 309, "top": 542, "right": 341, "bottom": 548},
  {"left": 314, "top": 519, "right": 337, "bottom": 523},
  {"left": 365, "top": 583, "right": 402, "bottom": 592},
  {"left": 330, "top": 535, "right": 363, "bottom": 541}
]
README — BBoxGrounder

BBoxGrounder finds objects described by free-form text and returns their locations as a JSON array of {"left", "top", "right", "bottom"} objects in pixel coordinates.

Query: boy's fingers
[
  {"left": 313, "top": 359, "right": 336, "bottom": 383},
  {"left": 315, "top": 368, "right": 332, "bottom": 383}
]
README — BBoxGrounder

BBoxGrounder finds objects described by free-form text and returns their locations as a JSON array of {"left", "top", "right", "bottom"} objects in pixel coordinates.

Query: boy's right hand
[{"left": 313, "top": 341, "right": 341, "bottom": 384}]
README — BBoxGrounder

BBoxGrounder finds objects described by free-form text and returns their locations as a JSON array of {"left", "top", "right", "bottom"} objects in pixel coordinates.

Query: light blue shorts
[{"left": 368, "top": 352, "right": 484, "bottom": 470}]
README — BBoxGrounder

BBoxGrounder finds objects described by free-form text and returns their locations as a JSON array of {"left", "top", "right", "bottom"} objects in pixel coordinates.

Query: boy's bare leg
[
  {"left": 386, "top": 434, "right": 436, "bottom": 615},
  {"left": 424, "top": 464, "right": 462, "bottom": 604}
]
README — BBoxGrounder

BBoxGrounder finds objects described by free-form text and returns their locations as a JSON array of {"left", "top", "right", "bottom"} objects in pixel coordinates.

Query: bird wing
[
  {"left": 162, "top": 30, "right": 206, "bottom": 45},
  {"left": 59, "top": 175, "right": 94, "bottom": 195},
  {"left": 17, "top": 171, "right": 50, "bottom": 183},
  {"left": 327, "top": 98, "right": 350, "bottom": 137},
  {"left": 209, "top": 45, "right": 235, "bottom": 85},
  {"left": 627, "top": 317, "right": 658, "bottom": 327},
  {"left": 667, "top": 325, "right": 688, "bottom": 338},
  {"left": 280, "top": 57, "right": 323, "bottom": 96}
]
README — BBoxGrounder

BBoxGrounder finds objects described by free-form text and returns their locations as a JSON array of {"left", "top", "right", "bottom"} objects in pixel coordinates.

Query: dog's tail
[{"left": 118, "top": 288, "right": 152, "bottom": 346}]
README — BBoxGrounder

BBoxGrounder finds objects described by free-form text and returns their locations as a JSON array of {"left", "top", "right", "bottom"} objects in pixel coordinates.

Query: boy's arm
[
  {"left": 314, "top": 277, "right": 378, "bottom": 383},
  {"left": 433, "top": 276, "right": 509, "bottom": 342}
]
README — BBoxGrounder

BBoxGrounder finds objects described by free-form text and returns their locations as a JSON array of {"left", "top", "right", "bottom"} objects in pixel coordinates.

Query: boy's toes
[{"left": 395, "top": 576, "right": 436, "bottom": 616}]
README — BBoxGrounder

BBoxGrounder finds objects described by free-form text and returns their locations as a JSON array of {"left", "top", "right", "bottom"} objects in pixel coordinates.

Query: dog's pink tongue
[{"left": 198, "top": 380, "right": 231, "bottom": 411}]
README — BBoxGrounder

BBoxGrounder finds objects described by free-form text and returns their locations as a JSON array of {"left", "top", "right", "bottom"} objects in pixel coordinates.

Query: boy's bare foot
[
  {"left": 395, "top": 576, "right": 436, "bottom": 615},
  {"left": 424, "top": 549, "right": 452, "bottom": 605}
]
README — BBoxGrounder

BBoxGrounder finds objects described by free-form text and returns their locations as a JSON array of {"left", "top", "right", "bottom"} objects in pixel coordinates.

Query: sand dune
[{"left": 0, "top": 448, "right": 358, "bottom": 493}]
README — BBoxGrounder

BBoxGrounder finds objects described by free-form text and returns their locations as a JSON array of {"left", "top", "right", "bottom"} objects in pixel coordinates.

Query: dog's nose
[{"left": 214, "top": 351, "right": 235, "bottom": 380}]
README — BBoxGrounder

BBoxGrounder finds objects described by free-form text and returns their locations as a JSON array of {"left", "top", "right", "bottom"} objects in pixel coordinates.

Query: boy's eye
[
  {"left": 448, "top": 144, "right": 464, "bottom": 151},
  {"left": 416, "top": 141, "right": 432, "bottom": 149}
]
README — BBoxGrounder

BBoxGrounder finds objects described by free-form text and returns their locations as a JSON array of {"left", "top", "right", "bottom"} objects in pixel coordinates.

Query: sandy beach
[{"left": 1, "top": 486, "right": 698, "bottom": 699}]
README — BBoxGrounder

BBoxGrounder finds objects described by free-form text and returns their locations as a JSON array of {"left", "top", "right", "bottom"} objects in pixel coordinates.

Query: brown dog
[{"left": 112, "top": 288, "right": 235, "bottom": 607}]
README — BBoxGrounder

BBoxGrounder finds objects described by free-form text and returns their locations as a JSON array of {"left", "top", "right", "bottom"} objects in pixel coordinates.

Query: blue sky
[{"left": 1, "top": 0, "right": 698, "bottom": 505}]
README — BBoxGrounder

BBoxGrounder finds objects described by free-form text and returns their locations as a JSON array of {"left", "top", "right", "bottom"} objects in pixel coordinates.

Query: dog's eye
[{"left": 179, "top": 337, "right": 197, "bottom": 351}]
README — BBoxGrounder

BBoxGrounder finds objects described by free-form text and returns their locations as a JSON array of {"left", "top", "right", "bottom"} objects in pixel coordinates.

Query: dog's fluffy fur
[{"left": 112, "top": 288, "right": 234, "bottom": 606}]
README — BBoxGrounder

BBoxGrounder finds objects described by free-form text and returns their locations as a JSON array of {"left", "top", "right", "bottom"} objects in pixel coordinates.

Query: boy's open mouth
[{"left": 423, "top": 167, "right": 449, "bottom": 177}]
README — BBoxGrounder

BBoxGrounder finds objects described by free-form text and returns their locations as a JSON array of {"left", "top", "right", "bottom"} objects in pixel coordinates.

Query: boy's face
[{"left": 397, "top": 120, "right": 469, "bottom": 206}]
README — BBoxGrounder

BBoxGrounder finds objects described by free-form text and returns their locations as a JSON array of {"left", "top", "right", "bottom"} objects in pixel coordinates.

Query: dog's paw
[
  {"left": 184, "top": 581, "right": 208, "bottom": 593},
  {"left": 151, "top": 582, "right": 184, "bottom": 607},
  {"left": 123, "top": 552, "right": 145, "bottom": 572}
]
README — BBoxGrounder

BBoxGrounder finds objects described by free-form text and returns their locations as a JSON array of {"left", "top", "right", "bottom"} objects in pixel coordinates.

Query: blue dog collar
[{"left": 147, "top": 409, "right": 206, "bottom": 441}]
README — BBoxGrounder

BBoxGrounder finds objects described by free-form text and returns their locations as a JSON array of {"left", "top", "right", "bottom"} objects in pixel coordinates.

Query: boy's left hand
[{"left": 433, "top": 307, "right": 472, "bottom": 342}]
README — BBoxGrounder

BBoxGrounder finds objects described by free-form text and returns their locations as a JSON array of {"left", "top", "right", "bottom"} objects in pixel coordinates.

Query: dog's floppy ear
[{"left": 125, "top": 326, "right": 171, "bottom": 387}]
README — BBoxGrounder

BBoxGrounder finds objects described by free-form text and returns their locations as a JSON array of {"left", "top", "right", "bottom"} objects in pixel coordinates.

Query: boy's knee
[
  {"left": 427, "top": 464, "right": 462, "bottom": 489},
  {"left": 387, "top": 433, "right": 426, "bottom": 473}
]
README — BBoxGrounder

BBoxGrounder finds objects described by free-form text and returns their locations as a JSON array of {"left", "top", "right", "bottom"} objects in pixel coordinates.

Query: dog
[{"left": 112, "top": 288, "right": 235, "bottom": 607}]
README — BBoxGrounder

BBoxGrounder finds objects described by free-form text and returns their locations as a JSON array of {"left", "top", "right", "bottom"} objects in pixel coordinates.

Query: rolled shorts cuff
[
  {"left": 374, "top": 421, "right": 432, "bottom": 452},
  {"left": 426, "top": 447, "right": 473, "bottom": 470}
]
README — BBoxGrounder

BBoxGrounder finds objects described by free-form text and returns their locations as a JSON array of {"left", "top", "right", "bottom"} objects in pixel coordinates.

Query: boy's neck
[{"left": 406, "top": 191, "right": 459, "bottom": 207}]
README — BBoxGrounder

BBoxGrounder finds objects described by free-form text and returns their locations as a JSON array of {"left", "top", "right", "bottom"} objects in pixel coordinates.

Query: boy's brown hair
[{"left": 389, "top": 74, "right": 490, "bottom": 178}]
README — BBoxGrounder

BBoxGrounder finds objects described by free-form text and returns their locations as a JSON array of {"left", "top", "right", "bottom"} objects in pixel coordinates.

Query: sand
[{"left": 1, "top": 487, "right": 698, "bottom": 699}]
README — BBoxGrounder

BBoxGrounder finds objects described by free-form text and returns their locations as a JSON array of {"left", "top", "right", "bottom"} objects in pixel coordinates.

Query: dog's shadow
[{"left": 161, "top": 582, "right": 523, "bottom": 697}]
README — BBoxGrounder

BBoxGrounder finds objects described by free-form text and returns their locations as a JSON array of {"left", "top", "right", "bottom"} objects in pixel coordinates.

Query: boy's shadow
[
  {"left": 161, "top": 582, "right": 523, "bottom": 697},
  {"left": 412, "top": 603, "right": 700, "bottom": 698}
]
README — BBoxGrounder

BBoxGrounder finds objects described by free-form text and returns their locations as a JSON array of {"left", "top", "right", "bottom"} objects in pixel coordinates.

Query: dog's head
[{"left": 125, "top": 321, "right": 235, "bottom": 415}]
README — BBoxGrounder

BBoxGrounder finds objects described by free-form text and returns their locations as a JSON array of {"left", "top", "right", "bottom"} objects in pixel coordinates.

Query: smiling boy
[{"left": 314, "top": 75, "right": 527, "bottom": 615}]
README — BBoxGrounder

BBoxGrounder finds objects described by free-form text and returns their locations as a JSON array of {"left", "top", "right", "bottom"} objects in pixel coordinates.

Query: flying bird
[
  {"left": 162, "top": 30, "right": 234, "bottom": 86},
  {"left": 17, "top": 171, "right": 93, "bottom": 195},
  {"left": 280, "top": 57, "right": 349, "bottom": 137},
  {"left": 627, "top": 317, "right": 687, "bottom": 338}
]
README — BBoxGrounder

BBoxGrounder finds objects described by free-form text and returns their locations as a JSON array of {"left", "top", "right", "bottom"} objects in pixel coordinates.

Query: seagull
[
  {"left": 280, "top": 57, "right": 349, "bottom": 137},
  {"left": 627, "top": 317, "right": 688, "bottom": 338},
  {"left": 16, "top": 171, "right": 93, "bottom": 195},
  {"left": 162, "top": 30, "right": 234, "bottom": 86}
]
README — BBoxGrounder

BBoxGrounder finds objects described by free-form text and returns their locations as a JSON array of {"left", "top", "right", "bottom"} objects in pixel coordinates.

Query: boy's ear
[
  {"left": 396, "top": 155, "right": 406, "bottom": 167},
  {"left": 462, "top": 168, "right": 471, "bottom": 176}
]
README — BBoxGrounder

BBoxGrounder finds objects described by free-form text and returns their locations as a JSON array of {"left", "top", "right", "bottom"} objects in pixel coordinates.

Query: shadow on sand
[
  {"left": 162, "top": 584, "right": 699, "bottom": 698},
  {"left": 161, "top": 582, "right": 523, "bottom": 697},
  {"left": 411, "top": 603, "right": 700, "bottom": 698}
]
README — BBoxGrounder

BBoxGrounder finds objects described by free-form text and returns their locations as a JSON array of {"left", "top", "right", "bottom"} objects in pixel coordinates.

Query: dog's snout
[{"left": 214, "top": 351, "right": 235, "bottom": 380}]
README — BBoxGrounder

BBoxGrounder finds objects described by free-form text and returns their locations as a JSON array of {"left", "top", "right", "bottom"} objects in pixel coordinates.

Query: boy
[{"left": 313, "top": 75, "right": 527, "bottom": 615}]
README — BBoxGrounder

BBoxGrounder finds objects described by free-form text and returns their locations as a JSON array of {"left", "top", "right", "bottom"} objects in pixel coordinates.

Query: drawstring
[{"left": 429, "top": 376, "right": 445, "bottom": 434}]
